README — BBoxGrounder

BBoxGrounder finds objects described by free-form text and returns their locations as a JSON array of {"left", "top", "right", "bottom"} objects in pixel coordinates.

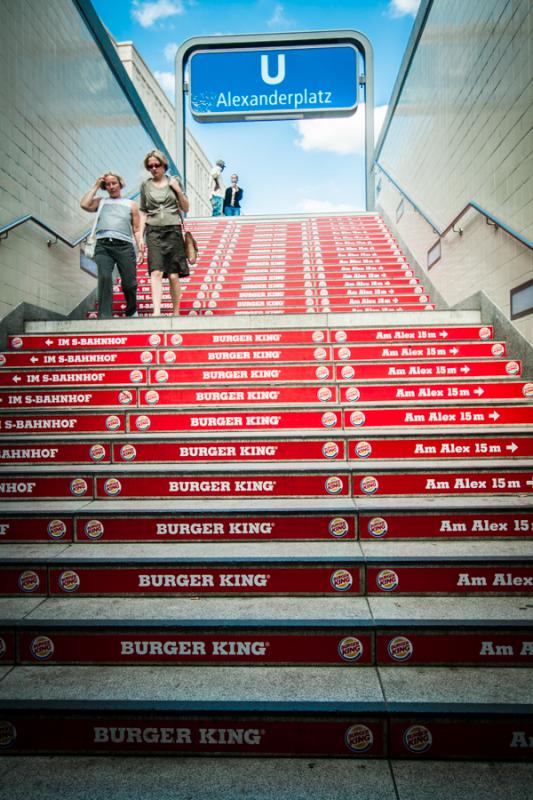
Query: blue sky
[{"left": 91, "top": 0, "right": 420, "bottom": 215}]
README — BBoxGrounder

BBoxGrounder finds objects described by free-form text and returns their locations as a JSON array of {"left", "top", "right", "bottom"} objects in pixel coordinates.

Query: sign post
[{"left": 176, "top": 31, "right": 375, "bottom": 210}]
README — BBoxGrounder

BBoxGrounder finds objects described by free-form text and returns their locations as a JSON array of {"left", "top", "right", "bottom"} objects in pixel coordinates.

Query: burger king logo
[
  {"left": 505, "top": 361, "right": 520, "bottom": 376},
  {"left": 120, "top": 444, "right": 137, "bottom": 462},
  {"left": 170, "top": 333, "right": 183, "bottom": 346},
  {"left": 403, "top": 724, "right": 432, "bottom": 753},
  {"left": 135, "top": 415, "right": 151, "bottom": 431},
  {"left": 418, "top": 295, "right": 429, "bottom": 303},
  {"left": 317, "top": 387, "right": 332, "bottom": 402},
  {"left": 405, "top": 269, "right": 413, "bottom": 277},
  {"left": 341, "top": 365, "right": 355, "bottom": 380},
  {"left": 337, "top": 347, "right": 351, "bottom": 361},
  {"left": 309, "top": 330, "right": 323, "bottom": 343},
  {"left": 491, "top": 343, "right": 504, "bottom": 358},
  {"left": 58, "top": 570, "right": 80, "bottom": 593},
  {"left": 330, "top": 569, "right": 353, "bottom": 592},
  {"left": 321, "top": 411, "right": 338, "bottom": 428},
  {"left": 149, "top": 334, "right": 162, "bottom": 346},
  {"left": 0, "top": 721, "right": 16, "bottom": 749},
  {"left": 328, "top": 517, "right": 349, "bottom": 538},
  {"left": 338, "top": 636, "right": 364, "bottom": 661},
  {"left": 349, "top": 410, "right": 366, "bottom": 427},
  {"left": 479, "top": 326, "right": 491, "bottom": 340},
  {"left": 315, "top": 365, "right": 330, "bottom": 380},
  {"left": 11, "top": 337, "right": 23, "bottom": 349},
  {"left": 322, "top": 441, "right": 339, "bottom": 459},
  {"left": 155, "top": 369, "right": 169, "bottom": 384},
  {"left": 334, "top": 330, "right": 348, "bottom": 343},
  {"left": 30, "top": 635, "right": 55, "bottom": 661},
  {"left": 89, "top": 444, "right": 106, "bottom": 463},
  {"left": 354, "top": 441, "right": 372, "bottom": 459},
  {"left": 84, "top": 519, "right": 104, "bottom": 540},
  {"left": 367, "top": 517, "right": 388, "bottom": 538},
  {"left": 118, "top": 390, "right": 133, "bottom": 405},
  {"left": 388, "top": 636, "right": 413, "bottom": 661},
  {"left": 103, "top": 478, "right": 122, "bottom": 496},
  {"left": 345, "top": 387, "right": 360, "bottom": 403},
  {"left": 105, "top": 415, "right": 121, "bottom": 431},
  {"left": 360, "top": 476, "right": 378, "bottom": 495},
  {"left": 47, "top": 519, "right": 67, "bottom": 540},
  {"left": 145, "top": 389, "right": 159, "bottom": 405},
  {"left": 325, "top": 476, "right": 343, "bottom": 495},
  {"left": 344, "top": 724, "right": 373, "bottom": 753},
  {"left": 0, "top": 638, "right": 6, "bottom": 659},
  {"left": 414, "top": 286, "right": 423, "bottom": 294},
  {"left": 129, "top": 369, "right": 144, "bottom": 383},
  {"left": 140, "top": 351, "right": 153, "bottom": 364},
  {"left": 18, "top": 570, "right": 40, "bottom": 593},
  {"left": 163, "top": 350, "right": 176, "bottom": 364},
  {"left": 522, "top": 383, "right": 533, "bottom": 399},
  {"left": 376, "top": 569, "right": 399, "bottom": 592},
  {"left": 70, "top": 478, "right": 88, "bottom": 497},
  {"left": 313, "top": 347, "right": 327, "bottom": 362}
]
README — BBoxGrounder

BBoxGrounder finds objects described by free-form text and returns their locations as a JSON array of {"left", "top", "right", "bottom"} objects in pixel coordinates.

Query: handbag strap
[{"left": 88, "top": 197, "right": 106, "bottom": 238}]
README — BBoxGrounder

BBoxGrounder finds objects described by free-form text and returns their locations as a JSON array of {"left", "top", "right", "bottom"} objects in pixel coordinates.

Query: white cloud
[
  {"left": 154, "top": 70, "right": 175, "bottom": 98},
  {"left": 268, "top": 3, "right": 294, "bottom": 29},
  {"left": 293, "top": 105, "right": 388, "bottom": 156},
  {"left": 163, "top": 42, "right": 179, "bottom": 62},
  {"left": 388, "top": 0, "right": 421, "bottom": 18},
  {"left": 132, "top": 0, "right": 185, "bottom": 28},
  {"left": 296, "top": 199, "right": 357, "bottom": 214}
]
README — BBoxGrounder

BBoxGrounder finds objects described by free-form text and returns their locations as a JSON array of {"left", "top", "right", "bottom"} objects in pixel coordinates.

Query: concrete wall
[
  {"left": 115, "top": 41, "right": 213, "bottom": 217},
  {"left": 0, "top": 0, "right": 171, "bottom": 327},
  {"left": 375, "top": 0, "right": 533, "bottom": 342}
]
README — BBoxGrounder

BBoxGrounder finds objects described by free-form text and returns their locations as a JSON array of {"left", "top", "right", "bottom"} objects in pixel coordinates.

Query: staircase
[{"left": 0, "top": 212, "right": 532, "bottom": 768}]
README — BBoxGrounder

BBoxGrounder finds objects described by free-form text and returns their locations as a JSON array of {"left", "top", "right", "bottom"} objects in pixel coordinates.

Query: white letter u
[{"left": 260, "top": 54, "right": 285, "bottom": 85}]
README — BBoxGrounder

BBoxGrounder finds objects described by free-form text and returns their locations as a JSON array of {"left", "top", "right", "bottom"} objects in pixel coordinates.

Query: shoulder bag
[{"left": 84, "top": 198, "right": 106, "bottom": 259}]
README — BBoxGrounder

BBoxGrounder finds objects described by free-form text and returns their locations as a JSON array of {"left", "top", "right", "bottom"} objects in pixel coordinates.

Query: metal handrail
[
  {"left": 0, "top": 214, "right": 90, "bottom": 248},
  {"left": 374, "top": 162, "right": 533, "bottom": 250}
]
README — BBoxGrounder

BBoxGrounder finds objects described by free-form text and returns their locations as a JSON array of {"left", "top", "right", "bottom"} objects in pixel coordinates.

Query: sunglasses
[{"left": 147, "top": 163, "right": 162, "bottom": 170}]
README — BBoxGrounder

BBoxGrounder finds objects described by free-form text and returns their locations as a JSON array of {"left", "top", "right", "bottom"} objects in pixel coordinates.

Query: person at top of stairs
[
  {"left": 139, "top": 149, "right": 190, "bottom": 317},
  {"left": 80, "top": 172, "right": 141, "bottom": 319}
]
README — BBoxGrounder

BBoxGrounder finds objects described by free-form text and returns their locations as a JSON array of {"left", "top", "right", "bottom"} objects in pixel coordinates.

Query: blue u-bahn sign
[{"left": 189, "top": 44, "right": 358, "bottom": 121}]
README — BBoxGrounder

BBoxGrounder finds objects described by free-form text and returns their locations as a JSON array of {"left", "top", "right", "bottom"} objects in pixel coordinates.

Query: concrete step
[
  {"left": 2, "top": 757, "right": 532, "bottom": 800},
  {"left": 0, "top": 664, "right": 531, "bottom": 758},
  {"left": 1, "top": 495, "right": 531, "bottom": 543},
  {"left": 2, "top": 595, "right": 532, "bottom": 668},
  {"left": 2, "top": 540, "right": 533, "bottom": 598}
]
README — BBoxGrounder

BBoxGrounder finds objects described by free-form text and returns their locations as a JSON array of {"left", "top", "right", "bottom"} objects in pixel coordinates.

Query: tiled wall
[
  {"left": 0, "top": 0, "right": 159, "bottom": 323},
  {"left": 376, "top": 0, "right": 533, "bottom": 340},
  {"left": 115, "top": 41, "right": 213, "bottom": 218}
]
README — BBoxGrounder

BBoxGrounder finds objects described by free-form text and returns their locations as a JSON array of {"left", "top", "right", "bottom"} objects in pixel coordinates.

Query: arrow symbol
[
  {"left": 489, "top": 411, "right": 500, "bottom": 421},
  {"left": 45, "top": 339, "right": 53, "bottom": 346},
  {"left": 30, "top": 356, "right": 38, "bottom": 363},
  {"left": 474, "top": 387, "right": 484, "bottom": 396},
  {"left": 450, "top": 347, "right": 459, "bottom": 355},
  {"left": 12, "top": 375, "right": 20, "bottom": 383},
  {"left": 439, "top": 331, "right": 449, "bottom": 338},
  {"left": 506, "top": 443, "right": 518, "bottom": 453},
  {"left": 526, "top": 477, "right": 533, "bottom": 489},
  {"left": 460, "top": 366, "right": 470, "bottom": 374}
]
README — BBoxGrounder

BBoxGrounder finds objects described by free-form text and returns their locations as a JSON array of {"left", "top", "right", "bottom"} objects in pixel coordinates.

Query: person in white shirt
[
  {"left": 210, "top": 159, "right": 225, "bottom": 216},
  {"left": 80, "top": 173, "right": 141, "bottom": 318}
]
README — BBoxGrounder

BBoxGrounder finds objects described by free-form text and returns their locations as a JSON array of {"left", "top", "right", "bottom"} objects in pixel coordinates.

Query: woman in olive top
[{"left": 139, "top": 150, "right": 190, "bottom": 316}]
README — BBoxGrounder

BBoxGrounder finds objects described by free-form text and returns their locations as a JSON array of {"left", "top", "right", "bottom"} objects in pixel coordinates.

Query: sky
[{"left": 90, "top": 0, "right": 420, "bottom": 215}]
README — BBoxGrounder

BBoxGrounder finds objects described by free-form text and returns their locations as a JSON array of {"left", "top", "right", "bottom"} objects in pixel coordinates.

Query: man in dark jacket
[{"left": 223, "top": 174, "right": 243, "bottom": 216}]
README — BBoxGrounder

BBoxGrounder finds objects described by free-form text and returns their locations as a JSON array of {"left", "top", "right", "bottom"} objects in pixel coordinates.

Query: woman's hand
[{"left": 136, "top": 243, "right": 146, "bottom": 264}]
